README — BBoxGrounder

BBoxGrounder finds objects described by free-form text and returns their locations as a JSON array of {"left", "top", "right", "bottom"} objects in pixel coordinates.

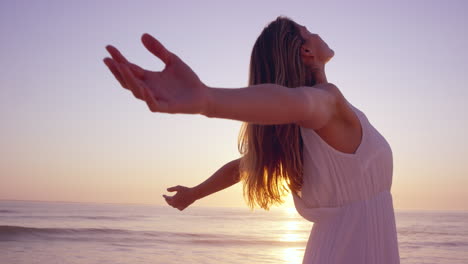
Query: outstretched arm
[
  {"left": 163, "top": 158, "right": 241, "bottom": 211},
  {"left": 104, "top": 33, "right": 337, "bottom": 128},
  {"left": 204, "top": 83, "right": 336, "bottom": 127}
]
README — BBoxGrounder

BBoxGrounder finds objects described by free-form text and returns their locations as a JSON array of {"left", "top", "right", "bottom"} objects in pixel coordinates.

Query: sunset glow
[{"left": 1, "top": 0, "right": 467, "bottom": 211}]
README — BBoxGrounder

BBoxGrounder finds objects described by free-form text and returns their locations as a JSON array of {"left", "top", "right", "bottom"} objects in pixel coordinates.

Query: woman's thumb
[{"left": 167, "top": 185, "right": 182, "bottom": 192}]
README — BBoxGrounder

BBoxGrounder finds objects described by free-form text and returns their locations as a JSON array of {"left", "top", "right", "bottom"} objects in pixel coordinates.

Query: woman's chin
[
  {"left": 325, "top": 53, "right": 335, "bottom": 63},
  {"left": 324, "top": 51, "right": 334, "bottom": 64}
]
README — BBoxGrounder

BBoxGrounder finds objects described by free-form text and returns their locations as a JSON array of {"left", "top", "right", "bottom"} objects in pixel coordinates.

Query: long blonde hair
[{"left": 238, "top": 16, "right": 316, "bottom": 210}]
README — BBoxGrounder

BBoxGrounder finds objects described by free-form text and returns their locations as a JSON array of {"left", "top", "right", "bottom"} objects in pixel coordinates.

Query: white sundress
[{"left": 293, "top": 105, "right": 400, "bottom": 264}]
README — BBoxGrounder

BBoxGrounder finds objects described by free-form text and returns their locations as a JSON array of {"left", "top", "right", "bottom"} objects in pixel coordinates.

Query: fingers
[
  {"left": 103, "top": 57, "right": 145, "bottom": 100},
  {"left": 106, "top": 45, "right": 129, "bottom": 64},
  {"left": 141, "top": 87, "right": 158, "bottom": 112},
  {"left": 141, "top": 33, "right": 173, "bottom": 65},
  {"left": 107, "top": 59, "right": 167, "bottom": 109},
  {"left": 167, "top": 185, "right": 182, "bottom": 192},
  {"left": 162, "top": 194, "right": 186, "bottom": 211},
  {"left": 106, "top": 45, "right": 145, "bottom": 79},
  {"left": 163, "top": 194, "right": 173, "bottom": 204},
  {"left": 118, "top": 63, "right": 146, "bottom": 99},
  {"left": 103, "top": 58, "right": 127, "bottom": 89},
  {"left": 163, "top": 186, "right": 190, "bottom": 211}
]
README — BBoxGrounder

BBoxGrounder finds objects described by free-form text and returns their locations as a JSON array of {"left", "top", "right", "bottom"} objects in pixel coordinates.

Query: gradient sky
[{"left": 1, "top": 0, "right": 467, "bottom": 210}]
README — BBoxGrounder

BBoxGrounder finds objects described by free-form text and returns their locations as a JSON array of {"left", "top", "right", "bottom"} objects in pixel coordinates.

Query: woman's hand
[
  {"left": 163, "top": 185, "right": 198, "bottom": 211},
  {"left": 103, "top": 33, "right": 210, "bottom": 115}
]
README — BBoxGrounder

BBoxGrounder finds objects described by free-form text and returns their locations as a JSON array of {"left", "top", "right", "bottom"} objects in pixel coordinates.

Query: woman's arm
[
  {"left": 204, "top": 83, "right": 337, "bottom": 127},
  {"left": 104, "top": 34, "right": 338, "bottom": 128},
  {"left": 163, "top": 158, "right": 240, "bottom": 210},
  {"left": 192, "top": 158, "right": 240, "bottom": 200}
]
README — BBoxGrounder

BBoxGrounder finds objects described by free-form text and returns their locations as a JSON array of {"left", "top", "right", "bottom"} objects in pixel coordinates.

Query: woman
[{"left": 104, "top": 16, "right": 400, "bottom": 264}]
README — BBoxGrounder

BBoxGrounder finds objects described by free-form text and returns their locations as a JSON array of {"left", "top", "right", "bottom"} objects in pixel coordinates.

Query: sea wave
[
  {"left": 0, "top": 225, "right": 304, "bottom": 247},
  {"left": 0, "top": 214, "right": 147, "bottom": 221},
  {"left": 0, "top": 209, "right": 18, "bottom": 213},
  {"left": 0, "top": 225, "right": 197, "bottom": 237},
  {"left": 0, "top": 225, "right": 132, "bottom": 236}
]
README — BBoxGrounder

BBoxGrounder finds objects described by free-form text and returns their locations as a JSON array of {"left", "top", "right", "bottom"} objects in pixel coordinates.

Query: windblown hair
[{"left": 238, "top": 16, "right": 316, "bottom": 210}]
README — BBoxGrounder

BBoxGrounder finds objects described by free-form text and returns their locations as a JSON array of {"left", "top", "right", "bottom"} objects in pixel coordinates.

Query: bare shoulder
[
  {"left": 324, "top": 83, "right": 357, "bottom": 122},
  {"left": 296, "top": 83, "right": 359, "bottom": 129}
]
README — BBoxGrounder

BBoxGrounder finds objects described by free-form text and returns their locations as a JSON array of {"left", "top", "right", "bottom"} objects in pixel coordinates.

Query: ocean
[{"left": 0, "top": 200, "right": 467, "bottom": 264}]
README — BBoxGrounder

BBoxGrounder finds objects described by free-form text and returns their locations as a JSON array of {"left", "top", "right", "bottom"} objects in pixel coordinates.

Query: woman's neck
[{"left": 311, "top": 64, "right": 328, "bottom": 84}]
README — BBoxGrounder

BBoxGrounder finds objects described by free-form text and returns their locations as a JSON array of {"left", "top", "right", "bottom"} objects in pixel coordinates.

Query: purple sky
[{"left": 1, "top": 0, "right": 467, "bottom": 210}]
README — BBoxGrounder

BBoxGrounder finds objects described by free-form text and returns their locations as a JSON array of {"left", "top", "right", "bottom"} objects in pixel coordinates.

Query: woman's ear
[
  {"left": 301, "top": 46, "right": 314, "bottom": 57},
  {"left": 300, "top": 46, "right": 314, "bottom": 57}
]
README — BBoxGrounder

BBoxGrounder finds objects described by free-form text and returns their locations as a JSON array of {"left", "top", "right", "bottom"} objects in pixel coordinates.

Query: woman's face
[{"left": 298, "top": 25, "right": 334, "bottom": 66}]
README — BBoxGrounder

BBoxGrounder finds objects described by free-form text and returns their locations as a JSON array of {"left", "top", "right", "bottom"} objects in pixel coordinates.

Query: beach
[{"left": 1, "top": 200, "right": 467, "bottom": 264}]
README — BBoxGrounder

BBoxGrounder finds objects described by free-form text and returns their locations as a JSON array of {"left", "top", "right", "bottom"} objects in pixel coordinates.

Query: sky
[{"left": 0, "top": 0, "right": 467, "bottom": 210}]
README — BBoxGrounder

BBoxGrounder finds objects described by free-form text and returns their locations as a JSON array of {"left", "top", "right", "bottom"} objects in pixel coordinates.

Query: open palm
[
  {"left": 163, "top": 185, "right": 197, "bottom": 211},
  {"left": 104, "top": 33, "right": 209, "bottom": 114}
]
